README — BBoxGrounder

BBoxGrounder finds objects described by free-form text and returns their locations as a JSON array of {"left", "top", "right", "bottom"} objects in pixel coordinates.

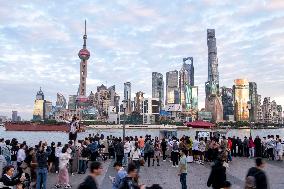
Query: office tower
[
  {"left": 134, "top": 91, "right": 144, "bottom": 113},
  {"left": 205, "top": 29, "right": 223, "bottom": 122},
  {"left": 166, "top": 70, "right": 179, "bottom": 104},
  {"left": 257, "top": 95, "right": 263, "bottom": 123},
  {"left": 68, "top": 95, "right": 77, "bottom": 110},
  {"left": 44, "top": 101, "right": 53, "bottom": 119},
  {"left": 233, "top": 79, "right": 249, "bottom": 121},
  {"left": 277, "top": 105, "right": 283, "bottom": 124},
  {"left": 33, "top": 88, "right": 45, "bottom": 120},
  {"left": 249, "top": 82, "right": 258, "bottom": 122},
  {"left": 262, "top": 97, "right": 272, "bottom": 123},
  {"left": 12, "top": 111, "right": 18, "bottom": 122},
  {"left": 78, "top": 20, "right": 90, "bottom": 98},
  {"left": 179, "top": 57, "right": 194, "bottom": 111},
  {"left": 191, "top": 86, "right": 198, "bottom": 110},
  {"left": 56, "top": 93, "right": 67, "bottom": 109},
  {"left": 152, "top": 72, "right": 164, "bottom": 108},
  {"left": 124, "top": 82, "right": 132, "bottom": 114},
  {"left": 221, "top": 87, "right": 234, "bottom": 120}
]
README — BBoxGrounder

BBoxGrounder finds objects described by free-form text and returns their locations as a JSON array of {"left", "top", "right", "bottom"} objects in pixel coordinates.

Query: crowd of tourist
[{"left": 0, "top": 130, "right": 282, "bottom": 189}]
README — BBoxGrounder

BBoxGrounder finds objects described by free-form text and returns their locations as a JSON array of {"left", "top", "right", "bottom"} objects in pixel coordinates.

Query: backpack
[
  {"left": 245, "top": 171, "right": 260, "bottom": 189},
  {"left": 81, "top": 147, "right": 90, "bottom": 158},
  {"left": 173, "top": 142, "right": 179, "bottom": 151}
]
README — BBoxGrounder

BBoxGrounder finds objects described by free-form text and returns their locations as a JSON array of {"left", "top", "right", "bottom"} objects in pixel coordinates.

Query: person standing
[
  {"left": 248, "top": 137, "right": 255, "bottom": 158},
  {"left": 123, "top": 138, "right": 131, "bottom": 167},
  {"left": 178, "top": 150, "right": 188, "bottom": 189},
  {"left": 115, "top": 139, "right": 124, "bottom": 165},
  {"left": 243, "top": 136, "right": 249, "bottom": 157},
  {"left": 245, "top": 158, "right": 268, "bottom": 189},
  {"left": 198, "top": 137, "right": 206, "bottom": 165},
  {"left": 161, "top": 138, "right": 167, "bottom": 161},
  {"left": 254, "top": 136, "right": 262, "bottom": 157},
  {"left": 55, "top": 142, "right": 63, "bottom": 174},
  {"left": 130, "top": 142, "right": 141, "bottom": 172},
  {"left": 171, "top": 139, "right": 179, "bottom": 167},
  {"left": 35, "top": 143, "right": 51, "bottom": 189},
  {"left": 144, "top": 139, "right": 153, "bottom": 167},
  {"left": 153, "top": 138, "right": 161, "bottom": 166},
  {"left": 78, "top": 162, "right": 103, "bottom": 189},
  {"left": 55, "top": 147, "right": 71, "bottom": 188},
  {"left": 68, "top": 116, "right": 79, "bottom": 145},
  {"left": 276, "top": 138, "right": 283, "bottom": 161},
  {"left": 192, "top": 136, "right": 199, "bottom": 162}
]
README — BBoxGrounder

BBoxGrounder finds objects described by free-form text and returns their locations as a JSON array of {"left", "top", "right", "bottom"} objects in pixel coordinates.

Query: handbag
[{"left": 139, "top": 158, "right": 145, "bottom": 166}]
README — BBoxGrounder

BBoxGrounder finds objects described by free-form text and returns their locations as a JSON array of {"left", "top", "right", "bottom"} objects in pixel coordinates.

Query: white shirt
[
  {"left": 59, "top": 153, "right": 71, "bottom": 169},
  {"left": 55, "top": 146, "right": 63, "bottom": 158},
  {"left": 192, "top": 140, "right": 200, "bottom": 151},
  {"left": 17, "top": 148, "right": 26, "bottom": 162},
  {"left": 124, "top": 142, "right": 131, "bottom": 154},
  {"left": 131, "top": 149, "right": 141, "bottom": 160}
]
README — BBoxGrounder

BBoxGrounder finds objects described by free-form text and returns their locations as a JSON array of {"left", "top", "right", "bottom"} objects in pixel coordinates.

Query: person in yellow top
[{"left": 178, "top": 149, "right": 188, "bottom": 189}]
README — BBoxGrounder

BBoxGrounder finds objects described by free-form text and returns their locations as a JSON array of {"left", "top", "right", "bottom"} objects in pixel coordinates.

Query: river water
[{"left": 0, "top": 127, "right": 284, "bottom": 146}]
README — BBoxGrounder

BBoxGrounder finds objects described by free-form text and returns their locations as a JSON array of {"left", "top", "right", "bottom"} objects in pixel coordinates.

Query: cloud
[{"left": 0, "top": 0, "right": 284, "bottom": 119}]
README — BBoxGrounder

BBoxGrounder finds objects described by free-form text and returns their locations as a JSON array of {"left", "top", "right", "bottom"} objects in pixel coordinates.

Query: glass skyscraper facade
[
  {"left": 166, "top": 70, "right": 179, "bottom": 104},
  {"left": 152, "top": 72, "right": 164, "bottom": 108}
]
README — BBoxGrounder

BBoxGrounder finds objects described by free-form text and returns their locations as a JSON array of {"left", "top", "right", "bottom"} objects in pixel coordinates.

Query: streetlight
[
  {"left": 122, "top": 100, "right": 127, "bottom": 142},
  {"left": 247, "top": 101, "right": 252, "bottom": 137}
]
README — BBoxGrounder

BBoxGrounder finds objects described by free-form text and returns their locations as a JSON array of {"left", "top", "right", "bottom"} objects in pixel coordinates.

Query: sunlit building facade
[
  {"left": 233, "top": 79, "right": 249, "bottom": 121},
  {"left": 166, "top": 70, "right": 179, "bottom": 104}
]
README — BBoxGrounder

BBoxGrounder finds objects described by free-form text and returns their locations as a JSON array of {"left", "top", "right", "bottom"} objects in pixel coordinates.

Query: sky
[{"left": 0, "top": 0, "right": 284, "bottom": 120}]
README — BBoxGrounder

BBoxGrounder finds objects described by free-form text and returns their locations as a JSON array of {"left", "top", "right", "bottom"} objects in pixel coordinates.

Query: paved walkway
[{"left": 46, "top": 157, "right": 284, "bottom": 189}]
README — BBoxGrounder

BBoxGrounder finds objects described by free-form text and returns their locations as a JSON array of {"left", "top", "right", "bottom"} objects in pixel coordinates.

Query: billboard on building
[
  {"left": 234, "top": 79, "right": 249, "bottom": 121},
  {"left": 191, "top": 86, "right": 198, "bottom": 110},
  {"left": 165, "top": 104, "right": 182, "bottom": 112},
  {"left": 185, "top": 84, "right": 192, "bottom": 110}
]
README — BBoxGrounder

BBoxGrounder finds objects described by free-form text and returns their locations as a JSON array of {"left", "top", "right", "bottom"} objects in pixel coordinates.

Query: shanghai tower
[{"left": 205, "top": 29, "right": 223, "bottom": 122}]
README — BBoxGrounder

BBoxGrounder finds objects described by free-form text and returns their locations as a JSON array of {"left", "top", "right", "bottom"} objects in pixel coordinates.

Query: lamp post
[
  {"left": 122, "top": 100, "right": 127, "bottom": 142},
  {"left": 247, "top": 101, "right": 252, "bottom": 137}
]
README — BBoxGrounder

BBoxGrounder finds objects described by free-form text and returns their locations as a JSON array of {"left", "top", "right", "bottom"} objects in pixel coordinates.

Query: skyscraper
[
  {"left": 249, "top": 82, "right": 258, "bottom": 122},
  {"left": 205, "top": 29, "right": 223, "bottom": 122},
  {"left": 56, "top": 93, "right": 67, "bottom": 109},
  {"left": 262, "top": 97, "right": 271, "bottom": 123},
  {"left": 221, "top": 87, "right": 234, "bottom": 120},
  {"left": 78, "top": 20, "right": 90, "bottom": 98},
  {"left": 134, "top": 91, "right": 144, "bottom": 113},
  {"left": 152, "top": 72, "right": 164, "bottom": 108},
  {"left": 124, "top": 82, "right": 132, "bottom": 114},
  {"left": 257, "top": 95, "right": 263, "bottom": 123},
  {"left": 12, "top": 111, "right": 18, "bottom": 122},
  {"left": 33, "top": 88, "right": 45, "bottom": 120},
  {"left": 166, "top": 70, "right": 179, "bottom": 104},
  {"left": 233, "top": 79, "right": 249, "bottom": 121},
  {"left": 179, "top": 57, "right": 194, "bottom": 111}
]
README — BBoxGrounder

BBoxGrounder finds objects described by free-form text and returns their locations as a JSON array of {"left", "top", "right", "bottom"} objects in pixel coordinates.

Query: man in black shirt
[
  {"left": 246, "top": 158, "right": 269, "bottom": 189},
  {"left": 78, "top": 161, "right": 103, "bottom": 189}
]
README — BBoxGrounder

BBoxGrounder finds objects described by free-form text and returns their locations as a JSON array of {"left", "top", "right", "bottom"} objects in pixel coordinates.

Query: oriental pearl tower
[{"left": 77, "top": 20, "right": 90, "bottom": 103}]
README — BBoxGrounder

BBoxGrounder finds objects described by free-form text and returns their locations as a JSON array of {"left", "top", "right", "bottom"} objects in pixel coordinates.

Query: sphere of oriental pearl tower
[{"left": 78, "top": 48, "right": 90, "bottom": 61}]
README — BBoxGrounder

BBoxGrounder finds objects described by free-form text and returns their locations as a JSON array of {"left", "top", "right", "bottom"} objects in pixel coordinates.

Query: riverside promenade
[{"left": 46, "top": 157, "right": 284, "bottom": 189}]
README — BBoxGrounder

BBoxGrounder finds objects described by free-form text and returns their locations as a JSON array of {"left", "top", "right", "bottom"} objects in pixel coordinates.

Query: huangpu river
[{"left": 1, "top": 126, "right": 284, "bottom": 146}]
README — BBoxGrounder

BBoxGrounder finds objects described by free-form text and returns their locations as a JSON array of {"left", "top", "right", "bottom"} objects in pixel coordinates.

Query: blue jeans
[
  {"left": 123, "top": 153, "right": 128, "bottom": 165},
  {"left": 180, "top": 173, "right": 187, "bottom": 189},
  {"left": 36, "top": 167, "right": 48, "bottom": 189},
  {"left": 78, "top": 159, "right": 87, "bottom": 173}
]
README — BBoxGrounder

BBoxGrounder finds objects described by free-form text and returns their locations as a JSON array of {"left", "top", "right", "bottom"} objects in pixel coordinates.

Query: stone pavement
[{"left": 46, "top": 157, "right": 284, "bottom": 189}]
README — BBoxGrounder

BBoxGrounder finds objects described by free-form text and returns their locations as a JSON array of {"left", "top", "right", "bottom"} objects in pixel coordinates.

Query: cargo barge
[{"left": 4, "top": 122, "right": 85, "bottom": 132}]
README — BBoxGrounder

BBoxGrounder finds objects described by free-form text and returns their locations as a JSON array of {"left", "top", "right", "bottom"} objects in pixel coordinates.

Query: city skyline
[{"left": 1, "top": 1, "right": 284, "bottom": 119}]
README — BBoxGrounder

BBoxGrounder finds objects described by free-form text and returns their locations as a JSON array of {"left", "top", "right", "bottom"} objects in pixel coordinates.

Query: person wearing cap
[{"left": 110, "top": 162, "right": 127, "bottom": 189}]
